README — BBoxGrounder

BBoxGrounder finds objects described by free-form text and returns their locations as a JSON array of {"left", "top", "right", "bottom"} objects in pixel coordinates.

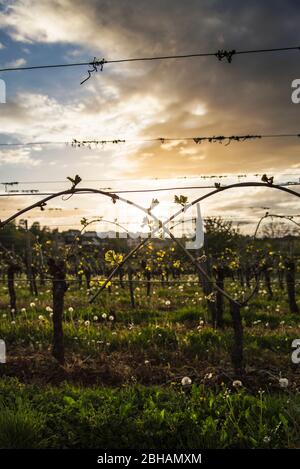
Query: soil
[{"left": 1, "top": 347, "right": 300, "bottom": 393}]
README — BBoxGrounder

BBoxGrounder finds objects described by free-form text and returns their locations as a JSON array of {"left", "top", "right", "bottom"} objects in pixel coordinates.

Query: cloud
[
  {"left": 0, "top": 88, "right": 166, "bottom": 140},
  {"left": 0, "top": 0, "right": 164, "bottom": 53},
  {"left": 4, "top": 57, "right": 26, "bottom": 67},
  {"left": 0, "top": 147, "right": 41, "bottom": 166},
  {"left": 2, "top": 2, "right": 300, "bottom": 147}
]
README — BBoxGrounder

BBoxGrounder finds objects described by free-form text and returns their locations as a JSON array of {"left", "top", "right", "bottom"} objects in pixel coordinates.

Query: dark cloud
[{"left": 0, "top": 0, "right": 299, "bottom": 229}]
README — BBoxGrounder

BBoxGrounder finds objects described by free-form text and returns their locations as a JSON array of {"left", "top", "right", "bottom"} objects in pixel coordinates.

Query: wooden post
[
  {"left": 128, "top": 266, "right": 135, "bottom": 308},
  {"left": 24, "top": 220, "right": 37, "bottom": 295},
  {"left": 119, "top": 267, "right": 125, "bottom": 289},
  {"left": 285, "top": 258, "right": 299, "bottom": 314},
  {"left": 48, "top": 258, "right": 68, "bottom": 364},
  {"left": 7, "top": 263, "right": 17, "bottom": 317},
  {"left": 229, "top": 300, "right": 244, "bottom": 374},
  {"left": 84, "top": 265, "right": 91, "bottom": 289},
  {"left": 199, "top": 255, "right": 217, "bottom": 328},
  {"left": 215, "top": 267, "right": 225, "bottom": 328},
  {"left": 38, "top": 239, "right": 46, "bottom": 286},
  {"left": 263, "top": 266, "right": 273, "bottom": 299},
  {"left": 146, "top": 270, "right": 151, "bottom": 297}
]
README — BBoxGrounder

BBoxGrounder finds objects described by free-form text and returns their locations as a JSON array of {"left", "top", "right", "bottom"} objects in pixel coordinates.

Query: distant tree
[
  {"left": 262, "top": 221, "right": 298, "bottom": 238},
  {"left": 204, "top": 217, "right": 241, "bottom": 254}
]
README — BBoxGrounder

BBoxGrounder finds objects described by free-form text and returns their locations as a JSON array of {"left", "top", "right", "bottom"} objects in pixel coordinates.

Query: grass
[
  {"left": 0, "top": 401, "right": 46, "bottom": 448},
  {"left": 0, "top": 377, "right": 299, "bottom": 449},
  {"left": 0, "top": 276, "right": 299, "bottom": 448}
]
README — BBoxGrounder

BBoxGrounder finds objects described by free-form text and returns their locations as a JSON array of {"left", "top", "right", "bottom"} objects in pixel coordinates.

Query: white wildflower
[
  {"left": 279, "top": 378, "right": 289, "bottom": 388},
  {"left": 181, "top": 376, "right": 192, "bottom": 386},
  {"left": 232, "top": 380, "right": 243, "bottom": 388}
]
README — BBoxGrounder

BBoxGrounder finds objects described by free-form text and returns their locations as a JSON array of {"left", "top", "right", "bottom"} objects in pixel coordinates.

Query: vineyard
[
  {"left": 0, "top": 183, "right": 300, "bottom": 449},
  {"left": 1, "top": 0, "right": 300, "bottom": 459}
]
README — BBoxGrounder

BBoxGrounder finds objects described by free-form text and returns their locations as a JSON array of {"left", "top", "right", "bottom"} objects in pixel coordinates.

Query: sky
[{"left": 0, "top": 0, "right": 299, "bottom": 235}]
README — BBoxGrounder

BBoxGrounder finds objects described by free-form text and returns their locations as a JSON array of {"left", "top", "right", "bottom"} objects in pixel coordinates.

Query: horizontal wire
[
  {"left": 0, "top": 182, "right": 300, "bottom": 197},
  {"left": 1, "top": 172, "right": 300, "bottom": 188},
  {"left": 0, "top": 45, "right": 299, "bottom": 73},
  {"left": 0, "top": 132, "right": 300, "bottom": 149}
]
